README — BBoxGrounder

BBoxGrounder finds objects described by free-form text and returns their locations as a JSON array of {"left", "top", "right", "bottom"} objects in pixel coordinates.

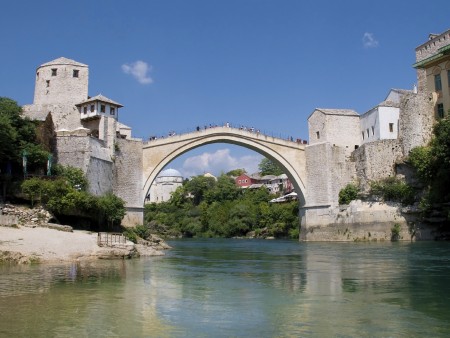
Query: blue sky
[{"left": 1, "top": 0, "right": 449, "bottom": 178}]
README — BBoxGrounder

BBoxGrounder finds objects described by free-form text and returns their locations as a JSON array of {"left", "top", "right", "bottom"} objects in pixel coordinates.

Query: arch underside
[{"left": 142, "top": 133, "right": 306, "bottom": 205}]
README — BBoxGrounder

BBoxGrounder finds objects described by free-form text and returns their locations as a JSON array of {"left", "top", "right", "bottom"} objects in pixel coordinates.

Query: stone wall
[
  {"left": 113, "top": 138, "right": 144, "bottom": 226},
  {"left": 23, "top": 103, "right": 83, "bottom": 132},
  {"left": 353, "top": 139, "right": 403, "bottom": 191},
  {"left": 86, "top": 157, "right": 113, "bottom": 196},
  {"left": 301, "top": 200, "right": 437, "bottom": 241},
  {"left": 56, "top": 135, "right": 91, "bottom": 172},
  {"left": 398, "top": 92, "right": 435, "bottom": 155},
  {"left": 304, "top": 142, "right": 356, "bottom": 207}
]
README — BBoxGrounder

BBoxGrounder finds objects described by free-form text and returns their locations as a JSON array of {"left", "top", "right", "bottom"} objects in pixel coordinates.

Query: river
[{"left": 1, "top": 239, "right": 450, "bottom": 337}]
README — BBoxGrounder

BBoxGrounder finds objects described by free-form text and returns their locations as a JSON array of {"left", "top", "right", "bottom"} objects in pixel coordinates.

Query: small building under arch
[{"left": 147, "top": 168, "right": 184, "bottom": 203}]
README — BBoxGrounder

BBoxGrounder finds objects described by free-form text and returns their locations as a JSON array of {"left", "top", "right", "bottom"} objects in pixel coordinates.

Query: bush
[
  {"left": 369, "top": 177, "right": 415, "bottom": 205},
  {"left": 391, "top": 223, "right": 401, "bottom": 241},
  {"left": 338, "top": 183, "right": 359, "bottom": 205}
]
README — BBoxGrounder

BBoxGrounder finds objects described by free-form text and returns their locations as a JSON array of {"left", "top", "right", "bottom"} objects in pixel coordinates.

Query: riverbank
[{"left": 0, "top": 225, "right": 168, "bottom": 264}]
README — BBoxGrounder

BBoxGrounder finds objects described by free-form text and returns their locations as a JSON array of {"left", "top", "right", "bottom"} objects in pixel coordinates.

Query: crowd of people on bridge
[{"left": 146, "top": 122, "right": 308, "bottom": 144}]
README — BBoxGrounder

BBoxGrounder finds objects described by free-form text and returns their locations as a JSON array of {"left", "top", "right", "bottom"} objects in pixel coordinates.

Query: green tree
[
  {"left": 205, "top": 174, "right": 240, "bottom": 203},
  {"left": 54, "top": 165, "right": 88, "bottom": 191},
  {"left": 0, "top": 97, "right": 49, "bottom": 173},
  {"left": 226, "top": 168, "right": 245, "bottom": 176},
  {"left": 184, "top": 175, "right": 216, "bottom": 205},
  {"left": 97, "top": 193, "right": 126, "bottom": 228},
  {"left": 258, "top": 158, "right": 284, "bottom": 176},
  {"left": 409, "top": 116, "right": 450, "bottom": 206}
]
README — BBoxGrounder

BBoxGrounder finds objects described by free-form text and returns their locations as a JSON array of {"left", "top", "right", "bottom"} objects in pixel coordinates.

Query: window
[
  {"left": 362, "top": 132, "right": 365, "bottom": 140},
  {"left": 435, "top": 74, "right": 442, "bottom": 91},
  {"left": 366, "top": 129, "right": 369, "bottom": 138},
  {"left": 73, "top": 69, "right": 79, "bottom": 78},
  {"left": 371, "top": 126, "right": 374, "bottom": 135},
  {"left": 110, "top": 107, "right": 115, "bottom": 115},
  {"left": 36, "top": 72, "right": 39, "bottom": 79},
  {"left": 83, "top": 106, "right": 87, "bottom": 114},
  {"left": 316, "top": 131, "right": 320, "bottom": 139},
  {"left": 437, "top": 103, "right": 445, "bottom": 118},
  {"left": 46, "top": 80, "right": 50, "bottom": 87},
  {"left": 90, "top": 104, "right": 95, "bottom": 112},
  {"left": 100, "top": 105, "right": 106, "bottom": 113},
  {"left": 389, "top": 123, "right": 394, "bottom": 132},
  {"left": 51, "top": 68, "right": 57, "bottom": 76}
]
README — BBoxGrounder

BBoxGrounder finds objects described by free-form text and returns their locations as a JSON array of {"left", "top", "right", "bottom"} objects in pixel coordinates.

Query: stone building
[
  {"left": 147, "top": 168, "right": 183, "bottom": 203},
  {"left": 413, "top": 29, "right": 450, "bottom": 118},
  {"left": 300, "top": 30, "right": 446, "bottom": 236},
  {"left": 22, "top": 57, "right": 144, "bottom": 226},
  {"left": 308, "top": 109, "right": 360, "bottom": 157}
]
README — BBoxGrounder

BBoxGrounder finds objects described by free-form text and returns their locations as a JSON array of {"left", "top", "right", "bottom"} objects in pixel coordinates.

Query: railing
[
  {"left": 97, "top": 232, "right": 127, "bottom": 246},
  {"left": 140, "top": 122, "right": 309, "bottom": 145}
]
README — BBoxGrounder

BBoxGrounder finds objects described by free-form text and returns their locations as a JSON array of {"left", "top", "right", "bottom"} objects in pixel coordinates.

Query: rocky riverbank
[{"left": 0, "top": 204, "right": 170, "bottom": 264}]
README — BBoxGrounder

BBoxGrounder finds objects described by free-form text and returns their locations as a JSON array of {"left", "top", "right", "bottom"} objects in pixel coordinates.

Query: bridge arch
[{"left": 142, "top": 127, "right": 307, "bottom": 205}]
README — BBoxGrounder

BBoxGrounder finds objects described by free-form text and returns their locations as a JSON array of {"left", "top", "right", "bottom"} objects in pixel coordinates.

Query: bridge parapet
[{"left": 143, "top": 126, "right": 307, "bottom": 150}]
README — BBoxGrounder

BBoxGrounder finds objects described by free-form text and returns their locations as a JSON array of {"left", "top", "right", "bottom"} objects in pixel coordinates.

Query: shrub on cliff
[
  {"left": 369, "top": 177, "right": 415, "bottom": 205},
  {"left": 338, "top": 183, "right": 359, "bottom": 205}
]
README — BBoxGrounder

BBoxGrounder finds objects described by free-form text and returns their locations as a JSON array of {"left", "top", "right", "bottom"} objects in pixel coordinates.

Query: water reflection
[{"left": 1, "top": 240, "right": 450, "bottom": 337}]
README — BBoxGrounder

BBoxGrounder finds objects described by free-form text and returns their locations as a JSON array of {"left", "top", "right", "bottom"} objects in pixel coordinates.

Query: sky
[{"left": 1, "top": 0, "right": 450, "bottom": 178}]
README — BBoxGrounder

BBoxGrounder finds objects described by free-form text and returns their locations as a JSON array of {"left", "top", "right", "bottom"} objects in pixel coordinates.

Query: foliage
[
  {"left": 369, "top": 177, "right": 415, "bottom": 205},
  {"left": 408, "top": 146, "right": 435, "bottom": 184},
  {"left": 97, "top": 193, "right": 126, "bottom": 228},
  {"left": 0, "top": 97, "right": 49, "bottom": 173},
  {"left": 226, "top": 168, "right": 246, "bottom": 176},
  {"left": 408, "top": 117, "right": 450, "bottom": 206},
  {"left": 338, "top": 183, "right": 359, "bottom": 205},
  {"left": 21, "top": 170, "right": 125, "bottom": 229},
  {"left": 54, "top": 165, "right": 88, "bottom": 191},
  {"left": 258, "top": 158, "right": 284, "bottom": 176},
  {"left": 183, "top": 175, "right": 216, "bottom": 205},
  {"left": 391, "top": 223, "right": 401, "bottom": 241},
  {"left": 144, "top": 174, "right": 299, "bottom": 239},
  {"left": 21, "top": 177, "right": 44, "bottom": 207}
]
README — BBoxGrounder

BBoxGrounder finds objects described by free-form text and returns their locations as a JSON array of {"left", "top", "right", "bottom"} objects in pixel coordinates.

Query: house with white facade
[{"left": 360, "top": 89, "right": 412, "bottom": 145}]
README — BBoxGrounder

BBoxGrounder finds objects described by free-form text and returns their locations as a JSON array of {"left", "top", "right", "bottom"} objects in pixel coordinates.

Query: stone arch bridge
[{"left": 142, "top": 126, "right": 307, "bottom": 206}]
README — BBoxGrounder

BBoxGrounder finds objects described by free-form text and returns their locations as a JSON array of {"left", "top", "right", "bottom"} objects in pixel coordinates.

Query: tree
[
  {"left": 97, "top": 193, "right": 126, "bottom": 228},
  {"left": 409, "top": 116, "right": 450, "bottom": 205},
  {"left": 226, "top": 168, "right": 245, "bottom": 177},
  {"left": 184, "top": 175, "right": 216, "bottom": 205},
  {"left": 0, "top": 97, "right": 49, "bottom": 173},
  {"left": 54, "top": 165, "right": 88, "bottom": 191},
  {"left": 258, "top": 158, "right": 284, "bottom": 176}
]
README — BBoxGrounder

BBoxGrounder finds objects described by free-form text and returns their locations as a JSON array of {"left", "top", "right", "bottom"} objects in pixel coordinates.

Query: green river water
[{"left": 1, "top": 239, "right": 450, "bottom": 337}]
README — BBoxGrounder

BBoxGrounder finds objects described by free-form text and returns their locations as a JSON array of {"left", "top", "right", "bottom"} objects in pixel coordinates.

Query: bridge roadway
[{"left": 142, "top": 125, "right": 307, "bottom": 205}]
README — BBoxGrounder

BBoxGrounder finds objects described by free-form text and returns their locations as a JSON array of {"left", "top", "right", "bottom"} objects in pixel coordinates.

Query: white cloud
[
  {"left": 179, "top": 148, "right": 262, "bottom": 178},
  {"left": 121, "top": 60, "right": 153, "bottom": 84},
  {"left": 362, "top": 32, "right": 379, "bottom": 48}
]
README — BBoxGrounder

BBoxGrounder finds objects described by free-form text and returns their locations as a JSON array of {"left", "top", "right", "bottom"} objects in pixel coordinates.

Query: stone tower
[
  {"left": 34, "top": 57, "right": 88, "bottom": 106},
  {"left": 24, "top": 57, "right": 89, "bottom": 131}
]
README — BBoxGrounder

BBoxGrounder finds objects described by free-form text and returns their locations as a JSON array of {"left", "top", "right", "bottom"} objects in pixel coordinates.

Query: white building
[
  {"left": 359, "top": 89, "right": 411, "bottom": 144},
  {"left": 148, "top": 168, "right": 184, "bottom": 203}
]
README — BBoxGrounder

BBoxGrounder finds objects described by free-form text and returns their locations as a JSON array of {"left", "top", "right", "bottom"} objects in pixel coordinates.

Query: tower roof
[
  {"left": 76, "top": 94, "right": 123, "bottom": 107},
  {"left": 39, "top": 57, "right": 87, "bottom": 68}
]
